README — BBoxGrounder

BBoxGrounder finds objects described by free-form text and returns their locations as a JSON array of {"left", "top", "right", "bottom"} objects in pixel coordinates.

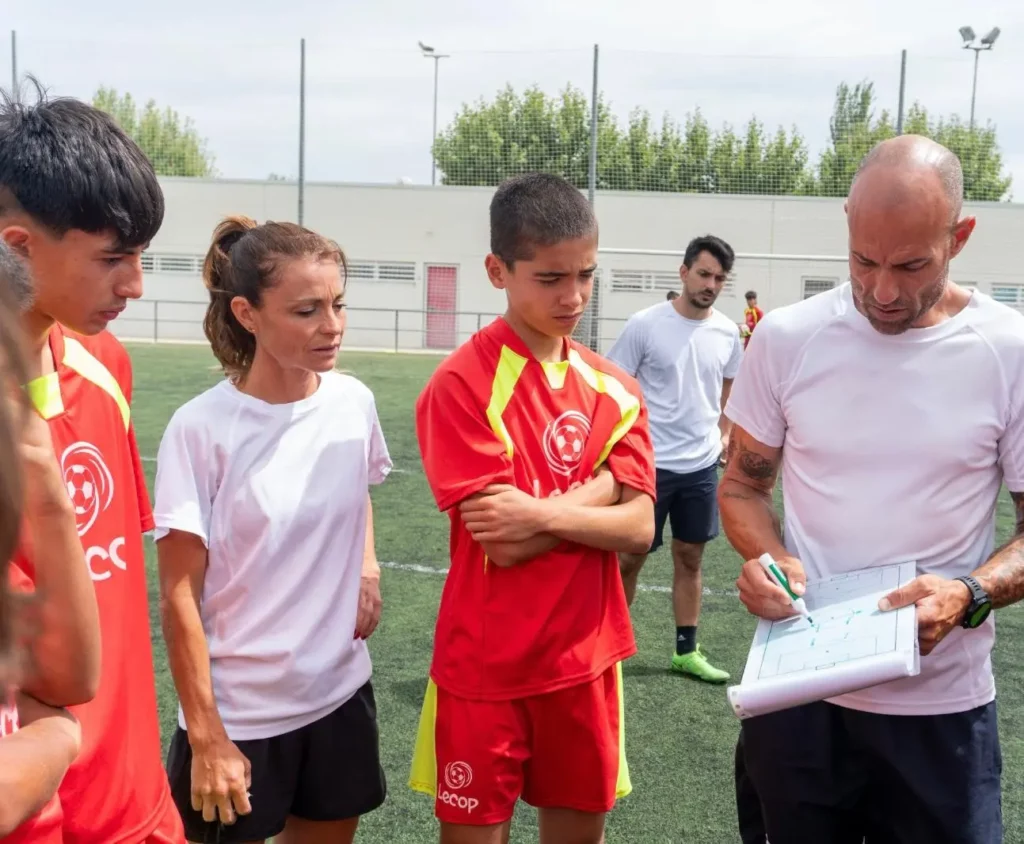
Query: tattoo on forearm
[
  {"left": 737, "top": 447, "right": 776, "bottom": 481},
  {"left": 720, "top": 490, "right": 752, "bottom": 501},
  {"left": 974, "top": 492, "right": 1024, "bottom": 609}
]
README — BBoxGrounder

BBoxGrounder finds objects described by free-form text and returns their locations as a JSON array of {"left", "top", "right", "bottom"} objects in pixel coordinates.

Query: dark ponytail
[
  {"left": 202, "top": 216, "right": 347, "bottom": 380},
  {"left": 202, "top": 215, "right": 260, "bottom": 380}
]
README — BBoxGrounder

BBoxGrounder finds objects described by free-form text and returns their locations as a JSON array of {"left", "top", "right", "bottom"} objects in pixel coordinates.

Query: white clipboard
[{"left": 727, "top": 562, "right": 920, "bottom": 720}]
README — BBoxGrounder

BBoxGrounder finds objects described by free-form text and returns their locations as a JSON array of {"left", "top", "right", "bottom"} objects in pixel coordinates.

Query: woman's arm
[
  {"left": 0, "top": 693, "right": 80, "bottom": 837},
  {"left": 157, "top": 529, "right": 251, "bottom": 825},
  {"left": 355, "top": 496, "right": 382, "bottom": 639}
]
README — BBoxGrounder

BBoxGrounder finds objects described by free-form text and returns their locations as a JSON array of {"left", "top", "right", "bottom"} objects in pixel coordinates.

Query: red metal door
[{"left": 425, "top": 265, "right": 458, "bottom": 349}]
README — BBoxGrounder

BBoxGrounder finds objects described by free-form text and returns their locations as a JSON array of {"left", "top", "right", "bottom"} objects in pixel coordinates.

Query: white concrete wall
[{"left": 115, "top": 177, "right": 1024, "bottom": 354}]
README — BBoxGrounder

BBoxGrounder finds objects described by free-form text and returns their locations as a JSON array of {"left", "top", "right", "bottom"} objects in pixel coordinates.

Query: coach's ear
[{"left": 485, "top": 254, "right": 508, "bottom": 291}]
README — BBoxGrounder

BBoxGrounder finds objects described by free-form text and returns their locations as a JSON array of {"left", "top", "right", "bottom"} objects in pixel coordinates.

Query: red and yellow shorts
[{"left": 408, "top": 663, "right": 631, "bottom": 826}]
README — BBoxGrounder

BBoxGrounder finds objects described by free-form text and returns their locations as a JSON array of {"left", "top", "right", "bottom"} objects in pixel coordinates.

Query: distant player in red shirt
[
  {"left": 0, "top": 83, "right": 184, "bottom": 843},
  {"left": 409, "top": 173, "right": 657, "bottom": 844},
  {"left": 0, "top": 243, "right": 88, "bottom": 843},
  {"left": 741, "top": 290, "right": 763, "bottom": 350}
]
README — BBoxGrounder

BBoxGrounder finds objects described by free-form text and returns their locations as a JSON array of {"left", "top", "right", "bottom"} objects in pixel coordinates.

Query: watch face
[{"left": 967, "top": 602, "right": 993, "bottom": 629}]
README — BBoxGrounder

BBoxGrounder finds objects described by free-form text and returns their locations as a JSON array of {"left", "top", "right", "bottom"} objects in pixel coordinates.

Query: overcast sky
[{"left": 7, "top": 0, "right": 1023, "bottom": 196}]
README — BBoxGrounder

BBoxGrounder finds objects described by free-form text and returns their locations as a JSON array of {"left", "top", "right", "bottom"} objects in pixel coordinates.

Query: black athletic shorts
[
  {"left": 649, "top": 464, "right": 719, "bottom": 552},
  {"left": 166, "top": 681, "right": 386, "bottom": 843},
  {"left": 735, "top": 699, "right": 1002, "bottom": 844}
]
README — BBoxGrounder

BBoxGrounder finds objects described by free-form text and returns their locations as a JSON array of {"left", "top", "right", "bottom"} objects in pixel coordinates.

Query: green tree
[
  {"left": 901, "top": 104, "right": 1011, "bottom": 201},
  {"left": 434, "top": 86, "right": 809, "bottom": 195},
  {"left": 433, "top": 81, "right": 1012, "bottom": 201},
  {"left": 813, "top": 82, "right": 897, "bottom": 197},
  {"left": 433, "top": 85, "right": 605, "bottom": 188},
  {"left": 93, "top": 87, "right": 216, "bottom": 177},
  {"left": 813, "top": 82, "right": 1011, "bottom": 200}
]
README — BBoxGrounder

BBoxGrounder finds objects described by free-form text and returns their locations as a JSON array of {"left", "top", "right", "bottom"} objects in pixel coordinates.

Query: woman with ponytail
[{"left": 154, "top": 216, "right": 391, "bottom": 844}]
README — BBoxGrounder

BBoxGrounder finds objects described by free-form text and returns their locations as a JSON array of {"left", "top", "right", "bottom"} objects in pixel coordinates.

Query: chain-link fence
[{"left": 6, "top": 33, "right": 1021, "bottom": 202}]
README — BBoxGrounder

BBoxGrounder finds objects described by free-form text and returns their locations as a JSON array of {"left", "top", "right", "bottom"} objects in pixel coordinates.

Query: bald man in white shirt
[{"left": 720, "top": 135, "right": 1023, "bottom": 844}]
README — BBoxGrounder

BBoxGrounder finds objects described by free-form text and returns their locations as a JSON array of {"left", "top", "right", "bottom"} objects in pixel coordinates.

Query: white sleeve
[
  {"left": 366, "top": 396, "right": 393, "bottom": 486},
  {"left": 999, "top": 357, "right": 1024, "bottom": 493},
  {"left": 152, "top": 411, "right": 216, "bottom": 545},
  {"left": 606, "top": 316, "right": 645, "bottom": 377},
  {"left": 724, "top": 326, "right": 744, "bottom": 380},
  {"left": 723, "top": 315, "right": 787, "bottom": 448}
]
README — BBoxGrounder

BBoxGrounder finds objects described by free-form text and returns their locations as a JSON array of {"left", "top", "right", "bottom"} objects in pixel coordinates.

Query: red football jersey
[
  {"left": 11, "top": 327, "right": 178, "bottom": 844},
  {"left": 416, "top": 318, "right": 656, "bottom": 701},
  {"left": 0, "top": 690, "right": 63, "bottom": 844}
]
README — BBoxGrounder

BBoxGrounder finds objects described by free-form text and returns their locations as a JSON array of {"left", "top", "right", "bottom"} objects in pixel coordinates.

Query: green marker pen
[{"left": 758, "top": 553, "right": 814, "bottom": 624}]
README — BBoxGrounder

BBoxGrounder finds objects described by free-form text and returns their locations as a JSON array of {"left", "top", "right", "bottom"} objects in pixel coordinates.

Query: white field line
[
  {"left": 378, "top": 560, "right": 739, "bottom": 597},
  {"left": 135, "top": 535, "right": 737, "bottom": 597}
]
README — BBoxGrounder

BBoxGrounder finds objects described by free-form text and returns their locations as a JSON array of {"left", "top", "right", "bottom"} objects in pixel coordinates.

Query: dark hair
[
  {"left": 683, "top": 235, "right": 735, "bottom": 275},
  {"left": 666, "top": 290, "right": 679, "bottom": 301},
  {"left": 489, "top": 172, "right": 597, "bottom": 268},
  {"left": 0, "top": 77, "right": 164, "bottom": 250},
  {"left": 203, "top": 215, "right": 346, "bottom": 379},
  {"left": 0, "top": 242, "right": 30, "bottom": 696},
  {"left": 745, "top": 290, "right": 757, "bottom": 301}
]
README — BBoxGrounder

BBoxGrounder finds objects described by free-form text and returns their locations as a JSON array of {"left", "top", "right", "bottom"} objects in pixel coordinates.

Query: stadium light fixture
[
  {"left": 419, "top": 41, "right": 450, "bottom": 186},
  {"left": 958, "top": 25, "right": 1000, "bottom": 129}
]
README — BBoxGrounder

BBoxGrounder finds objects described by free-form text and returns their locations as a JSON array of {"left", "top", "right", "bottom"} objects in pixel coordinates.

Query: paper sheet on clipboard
[{"left": 727, "top": 562, "right": 920, "bottom": 720}]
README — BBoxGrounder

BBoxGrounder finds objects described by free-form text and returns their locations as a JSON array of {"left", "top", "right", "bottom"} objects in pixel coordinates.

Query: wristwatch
[{"left": 955, "top": 575, "right": 993, "bottom": 629}]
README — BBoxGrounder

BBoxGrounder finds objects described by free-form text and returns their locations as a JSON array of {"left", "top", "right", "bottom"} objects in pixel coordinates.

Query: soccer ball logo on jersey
[
  {"left": 542, "top": 410, "right": 592, "bottom": 477},
  {"left": 62, "top": 441, "right": 115, "bottom": 536},
  {"left": 61, "top": 441, "right": 125, "bottom": 582}
]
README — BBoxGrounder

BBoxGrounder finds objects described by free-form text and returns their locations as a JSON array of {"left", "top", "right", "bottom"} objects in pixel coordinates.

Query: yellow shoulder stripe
[
  {"left": 566, "top": 349, "right": 640, "bottom": 468},
  {"left": 26, "top": 372, "right": 64, "bottom": 419},
  {"left": 485, "top": 345, "right": 528, "bottom": 459},
  {"left": 62, "top": 337, "right": 131, "bottom": 430}
]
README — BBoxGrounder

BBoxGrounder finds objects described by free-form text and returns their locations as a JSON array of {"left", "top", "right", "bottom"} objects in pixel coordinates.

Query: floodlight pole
[
  {"left": 969, "top": 47, "right": 981, "bottom": 129},
  {"left": 420, "top": 46, "right": 450, "bottom": 186},
  {"left": 588, "top": 44, "right": 599, "bottom": 206},
  {"left": 10, "top": 31, "right": 16, "bottom": 95},
  {"left": 896, "top": 49, "right": 907, "bottom": 134},
  {"left": 298, "top": 37, "right": 306, "bottom": 226}
]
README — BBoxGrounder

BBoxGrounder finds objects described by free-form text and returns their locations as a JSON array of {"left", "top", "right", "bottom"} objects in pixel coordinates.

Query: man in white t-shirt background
[
  {"left": 608, "top": 235, "right": 743, "bottom": 684},
  {"left": 720, "top": 134, "right": 1024, "bottom": 843}
]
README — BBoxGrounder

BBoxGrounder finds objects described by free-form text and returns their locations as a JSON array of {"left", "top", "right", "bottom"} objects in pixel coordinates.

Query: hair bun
[{"left": 218, "top": 229, "right": 248, "bottom": 254}]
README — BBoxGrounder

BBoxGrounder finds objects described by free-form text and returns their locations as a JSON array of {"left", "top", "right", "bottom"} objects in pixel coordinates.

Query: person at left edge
[
  {"left": 0, "top": 242, "right": 84, "bottom": 843},
  {"left": 0, "top": 82, "right": 185, "bottom": 843}
]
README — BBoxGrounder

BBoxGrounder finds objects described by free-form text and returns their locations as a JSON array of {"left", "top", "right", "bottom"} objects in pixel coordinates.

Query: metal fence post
[
  {"left": 393, "top": 310, "right": 399, "bottom": 352},
  {"left": 153, "top": 301, "right": 159, "bottom": 342}
]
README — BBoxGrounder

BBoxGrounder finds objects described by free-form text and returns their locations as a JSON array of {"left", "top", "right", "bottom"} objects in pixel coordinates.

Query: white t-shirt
[
  {"left": 608, "top": 301, "right": 743, "bottom": 474},
  {"left": 725, "top": 282, "right": 1024, "bottom": 716},
  {"left": 153, "top": 371, "right": 392, "bottom": 740}
]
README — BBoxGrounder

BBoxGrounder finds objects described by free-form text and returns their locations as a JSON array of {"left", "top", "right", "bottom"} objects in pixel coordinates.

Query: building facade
[{"left": 122, "top": 177, "right": 1024, "bottom": 354}]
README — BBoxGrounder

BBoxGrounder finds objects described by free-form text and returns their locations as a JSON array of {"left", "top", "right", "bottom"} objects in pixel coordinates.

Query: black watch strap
[{"left": 955, "top": 575, "right": 992, "bottom": 629}]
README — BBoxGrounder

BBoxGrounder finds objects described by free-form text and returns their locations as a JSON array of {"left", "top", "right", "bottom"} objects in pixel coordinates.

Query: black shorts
[
  {"left": 649, "top": 464, "right": 719, "bottom": 552},
  {"left": 167, "top": 681, "right": 386, "bottom": 843},
  {"left": 736, "top": 700, "right": 1002, "bottom": 844}
]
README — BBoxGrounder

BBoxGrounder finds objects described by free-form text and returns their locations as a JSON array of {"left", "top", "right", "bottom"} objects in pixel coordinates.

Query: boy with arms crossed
[
  {"left": 0, "top": 86, "right": 183, "bottom": 843},
  {"left": 410, "top": 173, "right": 656, "bottom": 844}
]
